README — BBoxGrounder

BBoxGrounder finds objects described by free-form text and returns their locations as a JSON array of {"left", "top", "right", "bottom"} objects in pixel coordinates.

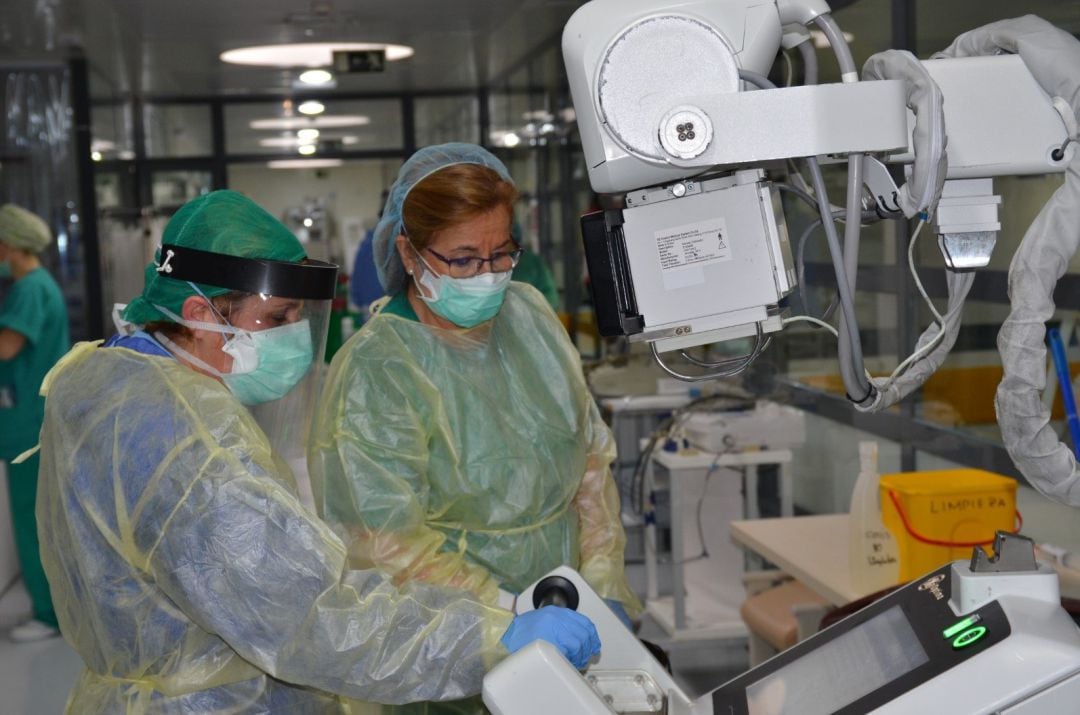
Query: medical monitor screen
[{"left": 745, "top": 605, "right": 929, "bottom": 715}]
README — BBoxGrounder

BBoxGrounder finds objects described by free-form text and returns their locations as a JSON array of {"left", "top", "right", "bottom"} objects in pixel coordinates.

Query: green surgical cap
[
  {"left": 122, "top": 190, "right": 306, "bottom": 325},
  {"left": 0, "top": 204, "right": 52, "bottom": 254}
]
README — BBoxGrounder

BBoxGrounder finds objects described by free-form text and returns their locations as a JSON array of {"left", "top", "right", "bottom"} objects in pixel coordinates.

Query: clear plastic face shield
[{"left": 148, "top": 243, "right": 337, "bottom": 493}]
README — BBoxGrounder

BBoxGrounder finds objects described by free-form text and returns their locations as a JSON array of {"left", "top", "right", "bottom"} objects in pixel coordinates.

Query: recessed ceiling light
[
  {"left": 522, "top": 110, "right": 554, "bottom": 123},
  {"left": 259, "top": 137, "right": 304, "bottom": 148},
  {"left": 298, "top": 144, "right": 318, "bottom": 156},
  {"left": 221, "top": 42, "right": 414, "bottom": 67},
  {"left": 91, "top": 151, "right": 103, "bottom": 162},
  {"left": 298, "top": 100, "right": 325, "bottom": 116},
  {"left": 267, "top": 158, "right": 345, "bottom": 169},
  {"left": 299, "top": 69, "right": 333, "bottom": 85},
  {"left": 502, "top": 132, "right": 521, "bottom": 148},
  {"left": 249, "top": 115, "right": 369, "bottom": 130},
  {"left": 297, "top": 128, "right": 320, "bottom": 142}
]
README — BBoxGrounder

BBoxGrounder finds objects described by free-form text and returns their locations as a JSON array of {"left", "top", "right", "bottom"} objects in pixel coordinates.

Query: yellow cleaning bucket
[{"left": 880, "top": 469, "right": 1019, "bottom": 581}]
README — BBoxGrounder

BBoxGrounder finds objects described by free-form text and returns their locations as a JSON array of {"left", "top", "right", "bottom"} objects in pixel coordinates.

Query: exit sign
[{"left": 333, "top": 50, "right": 386, "bottom": 73}]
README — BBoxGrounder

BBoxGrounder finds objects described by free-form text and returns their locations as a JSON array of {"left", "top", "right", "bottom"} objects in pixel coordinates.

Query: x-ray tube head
[
  {"left": 581, "top": 170, "right": 795, "bottom": 354},
  {"left": 563, "top": 0, "right": 908, "bottom": 194}
]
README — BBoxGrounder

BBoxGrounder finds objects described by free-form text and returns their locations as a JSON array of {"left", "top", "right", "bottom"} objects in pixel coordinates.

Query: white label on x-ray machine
[{"left": 655, "top": 218, "right": 732, "bottom": 273}]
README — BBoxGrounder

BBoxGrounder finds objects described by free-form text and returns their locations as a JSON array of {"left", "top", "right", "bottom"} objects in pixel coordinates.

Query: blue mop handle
[{"left": 1047, "top": 327, "right": 1080, "bottom": 459}]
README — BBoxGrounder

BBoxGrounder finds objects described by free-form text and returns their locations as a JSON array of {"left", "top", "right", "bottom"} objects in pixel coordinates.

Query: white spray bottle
[{"left": 848, "top": 441, "right": 899, "bottom": 593}]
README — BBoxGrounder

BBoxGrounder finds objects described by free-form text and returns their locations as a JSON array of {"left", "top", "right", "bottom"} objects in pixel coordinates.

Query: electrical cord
[
  {"left": 651, "top": 323, "right": 771, "bottom": 382},
  {"left": 783, "top": 315, "right": 839, "bottom": 336},
  {"left": 792, "top": 207, "right": 882, "bottom": 322},
  {"left": 776, "top": 182, "right": 822, "bottom": 215},
  {"left": 805, "top": 156, "right": 872, "bottom": 402},
  {"left": 783, "top": 221, "right": 947, "bottom": 391},
  {"left": 653, "top": 338, "right": 766, "bottom": 382},
  {"left": 797, "top": 36, "right": 818, "bottom": 86},
  {"left": 878, "top": 219, "right": 947, "bottom": 388},
  {"left": 813, "top": 13, "right": 873, "bottom": 404},
  {"left": 741, "top": 65, "right": 870, "bottom": 401},
  {"left": 642, "top": 442, "right": 742, "bottom": 566},
  {"left": 780, "top": 49, "right": 794, "bottom": 88},
  {"left": 628, "top": 394, "right": 752, "bottom": 515},
  {"left": 795, "top": 218, "right": 834, "bottom": 320},
  {"left": 679, "top": 335, "right": 774, "bottom": 369}
]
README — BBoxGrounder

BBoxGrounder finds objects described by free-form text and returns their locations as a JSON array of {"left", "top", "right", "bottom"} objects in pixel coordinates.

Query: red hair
[{"left": 402, "top": 163, "right": 518, "bottom": 249}]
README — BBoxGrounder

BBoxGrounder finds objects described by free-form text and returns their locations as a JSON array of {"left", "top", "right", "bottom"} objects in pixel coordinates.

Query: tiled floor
[{"left": 0, "top": 579, "right": 82, "bottom": 715}]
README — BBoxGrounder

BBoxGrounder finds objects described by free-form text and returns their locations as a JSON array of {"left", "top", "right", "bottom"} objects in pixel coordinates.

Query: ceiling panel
[
  {"left": 3, "top": 1, "right": 1077, "bottom": 99},
  {"left": 0, "top": 0, "right": 582, "bottom": 97}
]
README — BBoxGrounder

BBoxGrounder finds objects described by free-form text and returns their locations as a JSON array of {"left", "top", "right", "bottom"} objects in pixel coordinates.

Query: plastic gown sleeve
[
  {"left": 144, "top": 438, "right": 513, "bottom": 704},
  {"left": 573, "top": 400, "right": 643, "bottom": 617},
  {"left": 310, "top": 353, "right": 505, "bottom": 605}
]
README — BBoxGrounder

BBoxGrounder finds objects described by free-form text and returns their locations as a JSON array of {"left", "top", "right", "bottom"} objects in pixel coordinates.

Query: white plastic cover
[{"left": 935, "top": 16, "right": 1080, "bottom": 504}]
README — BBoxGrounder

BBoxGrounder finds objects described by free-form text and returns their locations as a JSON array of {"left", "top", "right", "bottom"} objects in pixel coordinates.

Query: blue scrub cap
[{"left": 373, "top": 142, "right": 513, "bottom": 295}]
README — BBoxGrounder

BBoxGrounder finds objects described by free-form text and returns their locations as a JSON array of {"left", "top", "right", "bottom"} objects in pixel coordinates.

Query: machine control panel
[
  {"left": 942, "top": 613, "right": 988, "bottom": 649},
  {"left": 709, "top": 564, "right": 1011, "bottom": 714}
]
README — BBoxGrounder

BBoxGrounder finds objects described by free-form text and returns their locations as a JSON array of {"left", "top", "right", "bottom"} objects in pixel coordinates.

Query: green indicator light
[
  {"left": 942, "top": 614, "right": 982, "bottom": 640},
  {"left": 952, "top": 626, "right": 988, "bottom": 649}
]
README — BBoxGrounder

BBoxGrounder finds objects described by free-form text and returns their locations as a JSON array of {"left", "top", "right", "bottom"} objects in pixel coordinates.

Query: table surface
[
  {"left": 653, "top": 447, "right": 793, "bottom": 470},
  {"left": 600, "top": 394, "right": 693, "bottom": 414},
  {"left": 729, "top": 514, "right": 869, "bottom": 606},
  {"left": 731, "top": 515, "right": 1080, "bottom": 608}
]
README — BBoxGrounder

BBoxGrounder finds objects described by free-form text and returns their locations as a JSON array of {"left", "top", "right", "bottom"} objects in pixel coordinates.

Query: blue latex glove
[
  {"left": 500, "top": 606, "right": 601, "bottom": 669},
  {"left": 604, "top": 598, "right": 634, "bottom": 630}
]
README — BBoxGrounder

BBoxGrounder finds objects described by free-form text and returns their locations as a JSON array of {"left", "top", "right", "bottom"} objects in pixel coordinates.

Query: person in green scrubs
[
  {"left": 0, "top": 204, "right": 68, "bottom": 642},
  {"left": 510, "top": 221, "right": 560, "bottom": 311}
]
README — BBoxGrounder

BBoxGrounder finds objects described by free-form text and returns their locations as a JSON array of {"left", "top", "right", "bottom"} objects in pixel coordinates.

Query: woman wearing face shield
[
  {"left": 309, "top": 144, "right": 641, "bottom": 715},
  {"left": 34, "top": 190, "right": 599, "bottom": 715}
]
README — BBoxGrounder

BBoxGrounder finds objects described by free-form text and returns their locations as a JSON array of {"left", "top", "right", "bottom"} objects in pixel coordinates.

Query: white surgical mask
[{"left": 152, "top": 290, "right": 313, "bottom": 405}]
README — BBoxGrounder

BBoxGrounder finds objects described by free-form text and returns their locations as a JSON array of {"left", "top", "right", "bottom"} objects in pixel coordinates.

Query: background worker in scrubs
[
  {"left": 509, "top": 220, "right": 559, "bottom": 311},
  {"left": 309, "top": 143, "right": 640, "bottom": 714},
  {"left": 0, "top": 204, "right": 68, "bottom": 643}
]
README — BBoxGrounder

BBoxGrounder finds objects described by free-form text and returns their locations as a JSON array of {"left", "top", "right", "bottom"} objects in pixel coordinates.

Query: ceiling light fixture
[
  {"left": 299, "top": 69, "right": 334, "bottom": 85},
  {"left": 267, "top": 158, "right": 345, "bottom": 169},
  {"left": 502, "top": 132, "right": 521, "bottom": 148},
  {"left": 297, "top": 128, "right": 321, "bottom": 142},
  {"left": 249, "top": 115, "right": 369, "bottom": 131},
  {"left": 522, "top": 110, "right": 555, "bottom": 123},
  {"left": 259, "top": 137, "right": 304, "bottom": 148},
  {"left": 298, "top": 100, "right": 326, "bottom": 116},
  {"left": 91, "top": 151, "right": 103, "bottom": 162},
  {"left": 298, "top": 144, "right": 318, "bottom": 156},
  {"left": 221, "top": 42, "right": 414, "bottom": 68}
]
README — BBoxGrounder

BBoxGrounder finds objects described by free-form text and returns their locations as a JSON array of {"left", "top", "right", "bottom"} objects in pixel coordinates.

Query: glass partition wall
[
  {"left": 1, "top": 63, "right": 95, "bottom": 341},
  {"left": 76, "top": 2, "right": 1080, "bottom": 527}
]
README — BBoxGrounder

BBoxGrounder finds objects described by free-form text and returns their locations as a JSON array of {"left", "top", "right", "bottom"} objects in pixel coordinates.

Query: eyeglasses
[{"left": 423, "top": 245, "right": 524, "bottom": 278}]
